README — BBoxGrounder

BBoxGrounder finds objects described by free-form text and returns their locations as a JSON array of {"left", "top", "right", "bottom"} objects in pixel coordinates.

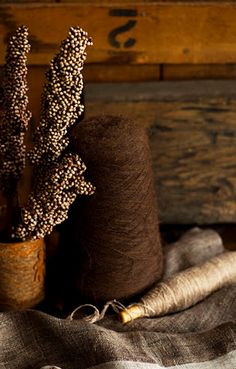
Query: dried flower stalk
[
  {"left": 0, "top": 26, "right": 31, "bottom": 195},
  {"left": 0, "top": 26, "right": 95, "bottom": 242},
  {"left": 14, "top": 153, "right": 95, "bottom": 241},
  {"left": 28, "top": 26, "right": 92, "bottom": 164}
]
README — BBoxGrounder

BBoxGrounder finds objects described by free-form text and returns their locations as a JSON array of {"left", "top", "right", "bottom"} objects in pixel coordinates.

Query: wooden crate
[
  {"left": 1, "top": 0, "right": 236, "bottom": 65},
  {"left": 1, "top": 1, "right": 236, "bottom": 232},
  {"left": 1, "top": 1, "right": 236, "bottom": 80}
]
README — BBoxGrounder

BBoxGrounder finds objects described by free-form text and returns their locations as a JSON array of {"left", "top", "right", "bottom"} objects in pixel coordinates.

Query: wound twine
[
  {"left": 0, "top": 237, "right": 45, "bottom": 310},
  {"left": 120, "top": 251, "right": 236, "bottom": 323},
  {"left": 69, "top": 115, "right": 163, "bottom": 304}
]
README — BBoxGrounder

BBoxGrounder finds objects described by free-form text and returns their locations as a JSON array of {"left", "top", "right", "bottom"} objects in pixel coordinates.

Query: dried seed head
[
  {"left": 28, "top": 27, "right": 93, "bottom": 164},
  {"left": 14, "top": 153, "right": 95, "bottom": 241},
  {"left": 0, "top": 25, "right": 31, "bottom": 194},
  {"left": 1, "top": 26, "right": 95, "bottom": 241}
]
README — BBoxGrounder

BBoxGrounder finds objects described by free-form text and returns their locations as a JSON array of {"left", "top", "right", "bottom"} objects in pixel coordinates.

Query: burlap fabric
[{"left": 1, "top": 228, "right": 236, "bottom": 369}]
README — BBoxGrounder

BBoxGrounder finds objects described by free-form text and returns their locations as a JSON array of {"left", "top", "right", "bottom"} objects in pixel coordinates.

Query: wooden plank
[
  {"left": 2, "top": 77, "right": 236, "bottom": 225},
  {"left": 1, "top": 63, "right": 160, "bottom": 124},
  {"left": 1, "top": 2, "right": 236, "bottom": 65},
  {"left": 163, "top": 64, "right": 236, "bottom": 80},
  {"left": 60, "top": 0, "right": 183, "bottom": 2},
  {"left": 84, "top": 80, "right": 236, "bottom": 224},
  {"left": 85, "top": 80, "right": 236, "bottom": 102},
  {"left": 84, "top": 64, "right": 160, "bottom": 82},
  {"left": 0, "top": 0, "right": 55, "bottom": 3}
]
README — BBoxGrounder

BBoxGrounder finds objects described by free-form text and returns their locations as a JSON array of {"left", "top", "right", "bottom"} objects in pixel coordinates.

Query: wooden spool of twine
[
  {"left": 70, "top": 115, "right": 163, "bottom": 304},
  {"left": 120, "top": 251, "right": 236, "bottom": 323},
  {"left": 0, "top": 237, "right": 45, "bottom": 310}
]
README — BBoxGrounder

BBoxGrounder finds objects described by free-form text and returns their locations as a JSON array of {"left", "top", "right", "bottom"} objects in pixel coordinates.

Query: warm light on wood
[
  {"left": 1, "top": 2, "right": 236, "bottom": 65},
  {"left": 120, "top": 305, "right": 144, "bottom": 324}
]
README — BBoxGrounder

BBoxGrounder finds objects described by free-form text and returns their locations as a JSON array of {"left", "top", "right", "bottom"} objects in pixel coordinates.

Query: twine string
[
  {"left": 68, "top": 304, "right": 100, "bottom": 323},
  {"left": 125, "top": 251, "right": 236, "bottom": 321},
  {"left": 69, "top": 248, "right": 236, "bottom": 324},
  {"left": 68, "top": 299, "right": 134, "bottom": 324},
  {"left": 132, "top": 302, "right": 156, "bottom": 317}
]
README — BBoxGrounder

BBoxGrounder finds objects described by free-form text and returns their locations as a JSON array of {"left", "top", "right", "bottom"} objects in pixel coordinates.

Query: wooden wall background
[{"left": 1, "top": 1, "right": 236, "bottom": 235}]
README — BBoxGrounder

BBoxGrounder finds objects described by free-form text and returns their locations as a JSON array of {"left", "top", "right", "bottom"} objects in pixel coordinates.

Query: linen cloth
[{"left": 0, "top": 228, "right": 236, "bottom": 369}]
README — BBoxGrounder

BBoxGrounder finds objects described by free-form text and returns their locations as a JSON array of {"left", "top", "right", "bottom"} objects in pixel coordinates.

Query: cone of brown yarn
[{"left": 69, "top": 115, "right": 163, "bottom": 304}]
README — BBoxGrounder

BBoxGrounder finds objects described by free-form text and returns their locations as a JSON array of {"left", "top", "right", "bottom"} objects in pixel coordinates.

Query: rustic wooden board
[
  {"left": 4, "top": 63, "right": 236, "bottom": 85},
  {"left": 1, "top": 77, "right": 236, "bottom": 225},
  {"left": 0, "top": 0, "right": 54, "bottom": 2},
  {"left": 164, "top": 64, "right": 236, "bottom": 80},
  {"left": 0, "top": 64, "right": 160, "bottom": 124},
  {"left": 60, "top": 0, "right": 236, "bottom": 3},
  {"left": 1, "top": 2, "right": 236, "bottom": 65},
  {"left": 84, "top": 81, "right": 236, "bottom": 224},
  {"left": 85, "top": 80, "right": 236, "bottom": 102},
  {"left": 5, "top": 62, "right": 236, "bottom": 86},
  {"left": 84, "top": 63, "right": 160, "bottom": 82}
]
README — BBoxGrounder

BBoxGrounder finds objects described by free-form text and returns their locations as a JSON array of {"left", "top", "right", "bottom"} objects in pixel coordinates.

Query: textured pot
[{"left": 0, "top": 237, "right": 45, "bottom": 310}]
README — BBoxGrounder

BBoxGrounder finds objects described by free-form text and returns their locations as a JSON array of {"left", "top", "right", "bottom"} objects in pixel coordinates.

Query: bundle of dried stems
[{"left": 0, "top": 26, "right": 95, "bottom": 242}]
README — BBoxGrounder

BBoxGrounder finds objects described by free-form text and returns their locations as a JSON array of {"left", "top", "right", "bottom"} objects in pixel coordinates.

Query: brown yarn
[
  {"left": 69, "top": 115, "right": 163, "bottom": 304},
  {"left": 0, "top": 237, "right": 45, "bottom": 310},
  {"left": 66, "top": 227, "right": 226, "bottom": 324}
]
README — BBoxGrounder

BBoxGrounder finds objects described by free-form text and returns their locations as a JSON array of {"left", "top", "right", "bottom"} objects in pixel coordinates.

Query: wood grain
[
  {"left": 60, "top": 0, "right": 236, "bottom": 3},
  {"left": 84, "top": 64, "right": 160, "bottom": 82},
  {"left": 164, "top": 64, "right": 236, "bottom": 80},
  {"left": 1, "top": 75, "right": 236, "bottom": 224},
  {"left": 4, "top": 63, "right": 236, "bottom": 85},
  {"left": 0, "top": 0, "right": 54, "bottom": 2},
  {"left": 84, "top": 81, "right": 236, "bottom": 224},
  {"left": 1, "top": 2, "right": 236, "bottom": 65}
]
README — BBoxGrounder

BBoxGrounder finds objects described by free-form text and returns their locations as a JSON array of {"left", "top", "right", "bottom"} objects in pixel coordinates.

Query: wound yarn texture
[
  {"left": 141, "top": 251, "right": 236, "bottom": 318},
  {"left": 70, "top": 115, "right": 163, "bottom": 304}
]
